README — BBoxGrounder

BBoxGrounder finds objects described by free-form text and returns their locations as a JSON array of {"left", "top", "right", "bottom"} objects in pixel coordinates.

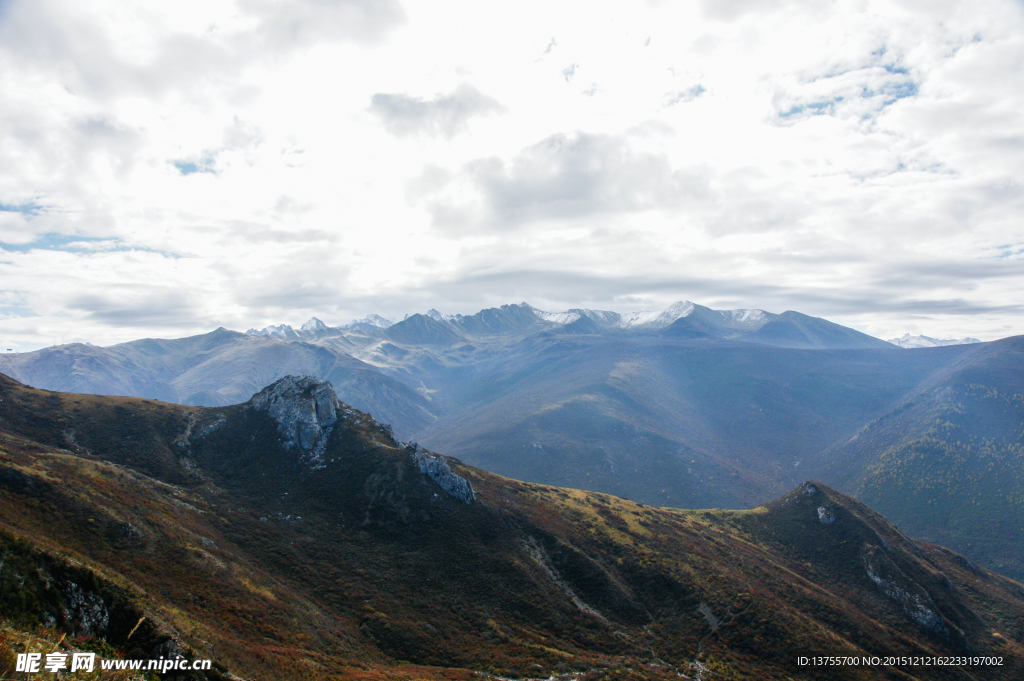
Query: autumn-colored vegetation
[{"left": 1, "top": 373, "right": 1023, "bottom": 680}]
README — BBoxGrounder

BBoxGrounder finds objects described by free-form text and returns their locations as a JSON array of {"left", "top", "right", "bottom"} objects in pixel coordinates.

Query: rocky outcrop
[
  {"left": 248, "top": 376, "right": 339, "bottom": 463},
  {"left": 62, "top": 581, "right": 111, "bottom": 638},
  {"left": 862, "top": 544, "right": 949, "bottom": 637},
  {"left": 408, "top": 443, "right": 475, "bottom": 504}
]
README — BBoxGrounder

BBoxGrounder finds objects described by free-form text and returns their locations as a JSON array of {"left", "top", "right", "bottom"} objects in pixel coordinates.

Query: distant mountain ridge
[
  {"left": 0, "top": 328, "right": 438, "bottom": 435},
  {"left": 243, "top": 300, "right": 894, "bottom": 350},
  {"left": 887, "top": 333, "right": 983, "bottom": 348}
]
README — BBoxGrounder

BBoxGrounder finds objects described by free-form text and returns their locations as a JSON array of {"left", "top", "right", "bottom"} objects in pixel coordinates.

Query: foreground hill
[{"left": 1, "top": 375, "right": 1022, "bottom": 680}]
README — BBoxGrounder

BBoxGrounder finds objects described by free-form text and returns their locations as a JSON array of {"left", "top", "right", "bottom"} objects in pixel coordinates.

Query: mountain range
[
  {"left": 1, "top": 301, "right": 1020, "bottom": 584},
  {"left": 243, "top": 300, "right": 900, "bottom": 348},
  {"left": 887, "top": 334, "right": 983, "bottom": 349},
  {"left": 1, "top": 374, "right": 1021, "bottom": 680}
]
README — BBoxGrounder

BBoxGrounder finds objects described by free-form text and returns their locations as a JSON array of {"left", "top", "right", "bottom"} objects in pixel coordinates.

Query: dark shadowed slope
[{"left": 0, "top": 374, "right": 1022, "bottom": 680}]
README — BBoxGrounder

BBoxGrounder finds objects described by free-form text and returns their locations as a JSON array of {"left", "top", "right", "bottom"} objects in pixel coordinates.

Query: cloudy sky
[{"left": 1, "top": 0, "right": 1023, "bottom": 350}]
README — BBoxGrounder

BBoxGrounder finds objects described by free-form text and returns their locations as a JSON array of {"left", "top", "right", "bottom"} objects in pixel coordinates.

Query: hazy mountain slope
[
  {"left": 0, "top": 328, "right": 438, "bottom": 438},
  {"left": 384, "top": 313, "right": 465, "bottom": 346},
  {"left": 418, "top": 337, "right": 981, "bottom": 509},
  {"left": 446, "top": 303, "right": 551, "bottom": 337},
  {"left": 0, "top": 374, "right": 1022, "bottom": 680},
  {"left": 737, "top": 310, "right": 896, "bottom": 349},
  {"left": 415, "top": 336, "right": 1024, "bottom": 578},
  {"left": 655, "top": 303, "right": 776, "bottom": 340},
  {"left": 822, "top": 336, "right": 1024, "bottom": 580},
  {"left": 658, "top": 310, "right": 721, "bottom": 339}
]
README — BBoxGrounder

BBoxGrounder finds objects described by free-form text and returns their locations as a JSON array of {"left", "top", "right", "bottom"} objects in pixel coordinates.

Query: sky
[{"left": 1, "top": 0, "right": 1023, "bottom": 351}]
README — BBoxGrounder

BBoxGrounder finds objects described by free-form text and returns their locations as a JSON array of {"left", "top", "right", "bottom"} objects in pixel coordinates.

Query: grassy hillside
[{"left": 1, "top": 375, "right": 1022, "bottom": 680}]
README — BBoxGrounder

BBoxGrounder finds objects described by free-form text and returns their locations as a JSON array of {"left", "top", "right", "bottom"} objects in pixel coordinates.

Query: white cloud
[
  {"left": 368, "top": 83, "right": 505, "bottom": 139},
  {"left": 0, "top": 0, "right": 1023, "bottom": 350},
  {"left": 413, "top": 131, "right": 710, "bottom": 230}
]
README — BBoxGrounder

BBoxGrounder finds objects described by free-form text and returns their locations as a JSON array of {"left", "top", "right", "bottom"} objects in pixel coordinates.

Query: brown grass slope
[{"left": 0, "top": 372, "right": 1022, "bottom": 680}]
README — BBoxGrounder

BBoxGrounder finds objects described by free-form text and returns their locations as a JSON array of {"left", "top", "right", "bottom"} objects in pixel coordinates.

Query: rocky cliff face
[
  {"left": 247, "top": 376, "right": 339, "bottom": 467},
  {"left": 408, "top": 443, "right": 475, "bottom": 504}
]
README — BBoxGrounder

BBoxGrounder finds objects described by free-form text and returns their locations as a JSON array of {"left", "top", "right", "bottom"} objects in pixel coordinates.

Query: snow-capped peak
[
  {"left": 654, "top": 300, "right": 695, "bottom": 325},
  {"left": 425, "top": 308, "right": 455, "bottom": 322},
  {"left": 246, "top": 323, "right": 295, "bottom": 338},
  {"left": 887, "top": 333, "right": 983, "bottom": 349},
  {"left": 301, "top": 317, "right": 328, "bottom": 332}
]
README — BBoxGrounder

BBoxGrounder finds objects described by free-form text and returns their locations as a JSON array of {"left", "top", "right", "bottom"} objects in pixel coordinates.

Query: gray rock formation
[
  {"left": 248, "top": 376, "right": 339, "bottom": 465},
  {"left": 408, "top": 443, "right": 475, "bottom": 504},
  {"left": 817, "top": 506, "right": 836, "bottom": 525},
  {"left": 862, "top": 544, "right": 948, "bottom": 636},
  {"left": 62, "top": 581, "right": 110, "bottom": 638}
]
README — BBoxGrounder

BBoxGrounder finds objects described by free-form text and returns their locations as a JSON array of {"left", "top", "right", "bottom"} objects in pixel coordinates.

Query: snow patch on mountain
[
  {"left": 887, "top": 334, "right": 982, "bottom": 349},
  {"left": 578, "top": 309, "right": 620, "bottom": 325},
  {"left": 726, "top": 309, "right": 771, "bottom": 328},
  {"left": 526, "top": 300, "right": 765, "bottom": 331},
  {"left": 620, "top": 301, "right": 695, "bottom": 328},
  {"left": 425, "top": 309, "right": 456, "bottom": 323},
  {"left": 342, "top": 314, "right": 393, "bottom": 330},
  {"left": 533, "top": 309, "right": 582, "bottom": 325},
  {"left": 526, "top": 301, "right": 696, "bottom": 328},
  {"left": 615, "top": 309, "right": 658, "bottom": 327}
]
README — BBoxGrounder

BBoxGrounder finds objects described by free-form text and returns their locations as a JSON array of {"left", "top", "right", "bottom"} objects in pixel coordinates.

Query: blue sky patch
[
  {"left": 779, "top": 96, "right": 844, "bottom": 118},
  {"left": 0, "top": 233, "right": 113, "bottom": 253},
  {"left": 172, "top": 156, "right": 216, "bottom": 175},
  {"left": 0, "top": 233, "right": 183, "bottom": 259},
  {"left": 0, "top": 202, "right": 44, "bottom": 216}
]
